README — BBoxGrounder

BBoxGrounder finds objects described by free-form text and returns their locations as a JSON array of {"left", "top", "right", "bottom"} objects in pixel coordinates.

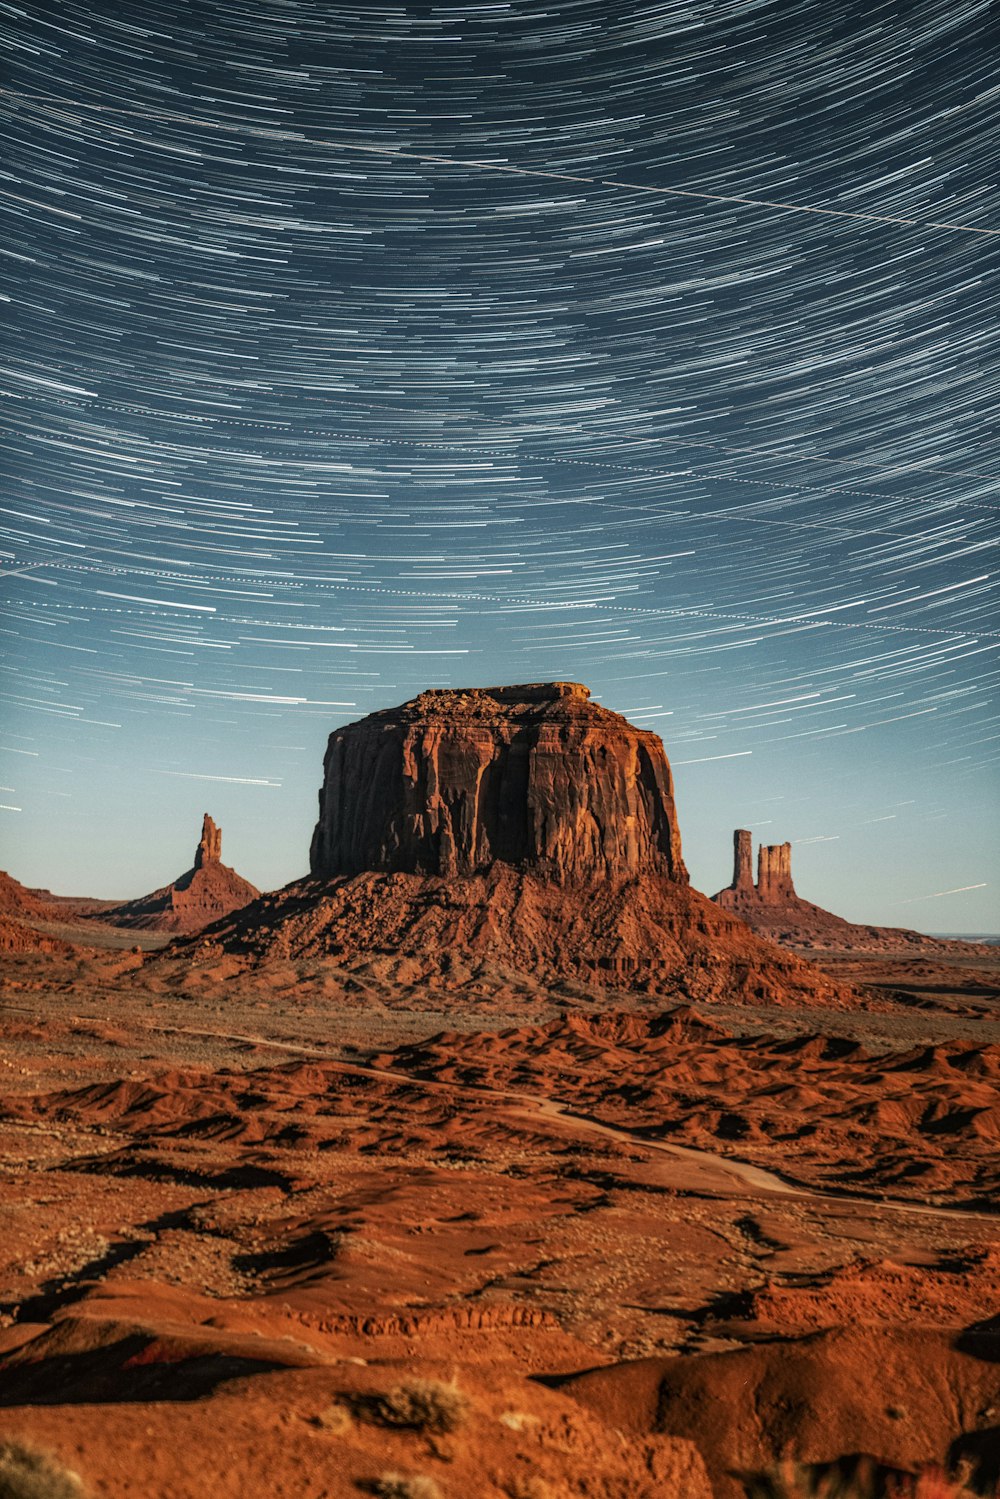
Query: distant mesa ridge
[
  {"left": 712, "top": 828, "right": 967, "bottom": 953},
  {"left": 309, "top": 681, "right": 686, "bottom": 886},
  {"left": 169, "top": 684, "right": 852, "bottom": 1008},
  {"left": 102, "top": 813, "right": 259, "bottom": 934}
]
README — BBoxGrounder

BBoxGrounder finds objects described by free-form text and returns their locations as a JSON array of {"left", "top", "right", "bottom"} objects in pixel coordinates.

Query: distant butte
[
  {"left": 713, "top": 828, "right": 975, "bottom": 954},
  {"left": 102, "top": 813, "right": 259, "bottom": 934},
  {"left": 170, "top": 684, "right": 853, "bottom": 1007}
]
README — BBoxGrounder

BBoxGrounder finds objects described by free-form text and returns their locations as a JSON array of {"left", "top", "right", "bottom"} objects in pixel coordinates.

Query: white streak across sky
[{"left": 0, "top": 0, "right": 997, "bottom": 927}]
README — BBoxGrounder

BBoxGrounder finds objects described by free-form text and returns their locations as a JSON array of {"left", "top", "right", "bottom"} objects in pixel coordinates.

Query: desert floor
[{"left": 1, "top": 931, "right": 998, "bottom": 1498}]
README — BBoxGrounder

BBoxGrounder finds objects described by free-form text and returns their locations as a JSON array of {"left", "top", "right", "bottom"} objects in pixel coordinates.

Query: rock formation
[
  {"left": 309, "top": 681, "right": 686, "bottom": 885},
  {"left": 102, "top": 815, "right": 259, "bottom": 934},
  {"left": 712, "top": 829, "right": 976, "bottom": 953},
  {"left": 0, "top": 870, "right": 54, "bottom": 921},
  {"left": 757, "top": 841, "right": 794, "bottom": 902},
  {"left": 730, "top": 829, "right": 755, "bottom": 897},
  {"left": 167, "top": 685, "right": 855, "bottom": 1008},
  {"left": 194, "top": 814, "right": 222, "bottom": 869},
  {"left": 717, "top": 833, "right": 797, "bottom": 911}
]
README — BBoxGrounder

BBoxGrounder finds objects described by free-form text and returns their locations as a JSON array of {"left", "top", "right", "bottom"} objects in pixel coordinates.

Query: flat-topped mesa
[
  {"left": 309, "top": 682, "right": 687, "bottom": 886},
  {"left": 194, "top": 813, "right": 222, "bottom": 870},
  {"left": 757, "top": 842, "right": 795, "bottom": 903}
]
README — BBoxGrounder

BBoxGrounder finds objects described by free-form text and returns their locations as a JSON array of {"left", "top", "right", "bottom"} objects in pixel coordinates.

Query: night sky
[{"left": 2, "top": 0, "right": 997, "bottom": 931}]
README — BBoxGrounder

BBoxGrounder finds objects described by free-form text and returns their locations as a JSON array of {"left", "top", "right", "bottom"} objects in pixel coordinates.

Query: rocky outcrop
[
  {"left": 0, "top": 870, "right": 54, "bottom": 921},
  {"left": 713, "top": 829, "right": 979, "bottom": 954},
  {"left": 0, "top": 914, "right": 78, "bottom": 956},
  {"left": 717, "top": 833, "right": 796, "bottom": 911},
  {"left": 162, "top": 687, "right": 857, "bottom": 1008},
  {"left": 309, "top": 682, "right": 686, "bottom": 886},
  {"left": 102, "top": 815, "right": 259, "bottom": 934}
]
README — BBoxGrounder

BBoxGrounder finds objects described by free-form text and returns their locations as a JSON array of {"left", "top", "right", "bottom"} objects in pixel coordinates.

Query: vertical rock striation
[
  {"left": 310, "top": 682, "right": 687, "bottom": 887},
  {"left": 732, "top": 830, "right": 755, "bottom": 894}
]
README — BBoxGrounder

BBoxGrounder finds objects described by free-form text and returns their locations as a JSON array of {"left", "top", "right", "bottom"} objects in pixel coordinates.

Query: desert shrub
[
  {"left": 312, "top": 1402, "right": 353, "bottom": 1434},
  {"left": 367, "top": 1474, "right": 443, "bottom": 1499},
  {"left": 359, "top": 1378, "right": 469, "bottom": 1434},
  {"left": 0, "top": 1442, "right": 88, "bottom": 1499},
  {"left": 746, "top": 1463, "right": 987, "bottom": 1499}
]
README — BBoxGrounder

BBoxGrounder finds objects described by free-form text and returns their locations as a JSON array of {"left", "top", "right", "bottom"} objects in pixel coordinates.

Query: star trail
[{"left": 1, "top": 0, "right": 997, "bottom": 927}]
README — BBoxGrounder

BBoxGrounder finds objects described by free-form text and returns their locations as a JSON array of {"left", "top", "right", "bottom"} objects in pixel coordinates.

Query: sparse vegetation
[
  {"left": 366, "top": 1475, "right": 443, "bottom": 1499},
  {"left": 747, "top": 1462, "right": 989, "bottom": 1499},
  {"left": 311, "top": 1402, "right": 353, "bottom": 1434},
  {"left": 498, "top": 1410, "right": 539, "bottom": 1433},
  {"left": 0, "top": 1442, "right": 88, "bottom": 1499},
  {"left": 357, "top": 1378, "right": 470, "bottom": 1434}
]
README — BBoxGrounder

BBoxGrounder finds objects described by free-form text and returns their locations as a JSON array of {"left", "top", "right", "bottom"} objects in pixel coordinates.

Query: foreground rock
[
  {"left": 714, "top": 828, "right": 987, "bottom": 954},
  {"left": 560, "top": 1326, "right": 1000, "bottom": 1499},
  {"left": 169, "top": 684, "right": 852, "bottom": 1007},
  {"left": 102, "top": 815, "right": 259, "bottom": 935}
]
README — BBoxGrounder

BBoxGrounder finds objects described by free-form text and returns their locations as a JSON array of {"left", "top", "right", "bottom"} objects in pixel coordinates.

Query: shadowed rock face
[{"left": 310, "top": 682, "right": 687, "bottom": 886}]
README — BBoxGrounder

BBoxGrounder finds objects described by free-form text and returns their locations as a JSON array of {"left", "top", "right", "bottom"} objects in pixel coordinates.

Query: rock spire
[
  {"left": 711, "top": 827, "right": 968, "bottom": 953},
  {"left": 194, "top": 814, "right": 222, "bottom": 869},
  {"left": 102, "top": 814, "right": 259, "bottom": 934},
  {"left": 757, "top": 842, "right": 795, "bottom": 902},
  {"left": 715, "top": 833, "right": 796, "bottom": 912}
]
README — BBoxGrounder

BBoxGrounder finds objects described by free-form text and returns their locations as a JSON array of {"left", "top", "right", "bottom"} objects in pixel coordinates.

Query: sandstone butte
[
  {"left": 177, "top": 683, "right": 853, "bottom": 1007},
  {"left": 713, "top": 828, "right": 976, "bottom": 954},
  {"left": 103, "top": 814, "right": 260, "bottom": 934}
]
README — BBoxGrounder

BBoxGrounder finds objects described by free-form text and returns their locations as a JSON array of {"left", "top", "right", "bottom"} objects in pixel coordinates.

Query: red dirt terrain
[{"left": 0, "top": 686, "right": 997, "bottom": 1497}]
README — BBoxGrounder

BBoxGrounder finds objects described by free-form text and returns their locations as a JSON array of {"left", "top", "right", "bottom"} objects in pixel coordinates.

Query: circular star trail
[{"left": 1, "top": 0, "right": 997, "bottom": 926}]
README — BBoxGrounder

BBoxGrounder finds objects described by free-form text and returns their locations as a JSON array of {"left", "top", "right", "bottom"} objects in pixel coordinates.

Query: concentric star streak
[{"left": 1, "top": 1, "right": 997, "bottom": 928}]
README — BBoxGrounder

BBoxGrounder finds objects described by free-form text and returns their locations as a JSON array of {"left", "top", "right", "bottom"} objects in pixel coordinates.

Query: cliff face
[
  {"left": 104, "top": 815, "right": 259, "bottom": 934},
  {"left": 310, "top": 682, "right": 686, "bottom": 886}
]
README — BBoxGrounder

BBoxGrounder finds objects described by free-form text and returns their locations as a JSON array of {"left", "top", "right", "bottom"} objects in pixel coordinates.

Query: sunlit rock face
[
  {"left": 309, "top": 682, "right": 687, "bottom": 886},
  {"left": 757, "top": 842, "right": 795, "bottom": 902}
]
